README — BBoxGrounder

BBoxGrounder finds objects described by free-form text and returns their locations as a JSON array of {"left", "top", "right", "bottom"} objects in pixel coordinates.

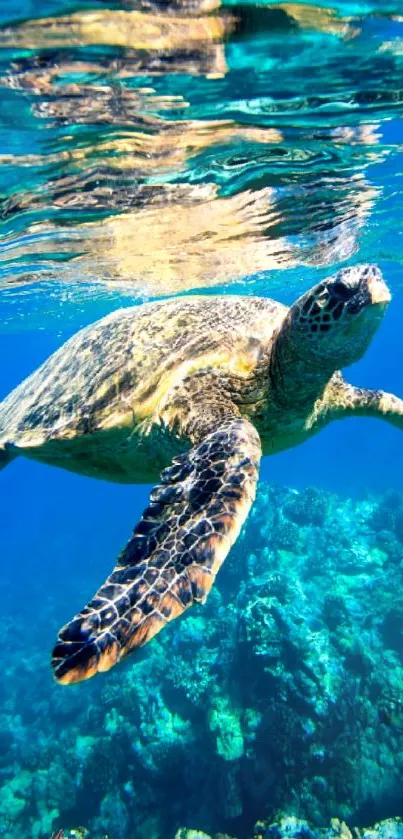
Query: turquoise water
[{"left": 0, "top": 2, "right": 403, "bottom": 837}]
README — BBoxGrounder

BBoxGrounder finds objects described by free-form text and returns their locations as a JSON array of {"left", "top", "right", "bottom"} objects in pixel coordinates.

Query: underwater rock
[
  {"left": 272, "top": 517, "right": 300, "bottom": 552},
  {"left": 283, "top": 487, "right": 327, "bottom": 527},
  {"left": 174, "top": 831, "right": 212, "bottom": 839},
  {"left": 92, "top": 790, "right": 129, "bottom": 838},
  {"left": 0, "top": 771, "right": 31, "bottom": 828},
  {"left": 209, "top": 696, "right": 244, "bottom": 762},
  {"left": 0, "top": 725, "right": 14, "bottom": 762},
  {"left": 174, "top": 831, "right": 236, "bottom": 839},
  {"left": 252, "top": 816, "right": 403, "bottom": 839},
  {"left": 381, "top": 607, "right": 403, "bottom": 662}
]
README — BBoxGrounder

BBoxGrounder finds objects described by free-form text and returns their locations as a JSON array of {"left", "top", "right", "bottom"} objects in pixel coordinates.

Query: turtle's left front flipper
[
  {"left": 52, "top": 417, "right": 261, "bottom": 684},
  {"left": 333, "top": 382, "right": 403, "bottom": 430}
]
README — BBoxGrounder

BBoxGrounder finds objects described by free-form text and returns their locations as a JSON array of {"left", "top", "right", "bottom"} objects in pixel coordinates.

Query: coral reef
[
  {"left": 55, "top": 815, "right": 403, "bottom": 839},
  {"left": 2, "top": 482, "right": 403, "bottom": 839},
  {"left": 251, "top": 817, "right": 403, "bottom": 839}
]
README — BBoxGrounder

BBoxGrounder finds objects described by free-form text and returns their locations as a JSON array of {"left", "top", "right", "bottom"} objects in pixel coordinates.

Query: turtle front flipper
[
  {"left": 52, "top": 417, "right": 261, "bottom": 685},
  {"left": 329, "top": 380, "right": 403, "bottom": 430}
]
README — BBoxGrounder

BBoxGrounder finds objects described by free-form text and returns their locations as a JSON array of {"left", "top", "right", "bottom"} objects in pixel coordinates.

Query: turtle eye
[{"left": 329, "top": 280, "right": 356, "bottom": 302}]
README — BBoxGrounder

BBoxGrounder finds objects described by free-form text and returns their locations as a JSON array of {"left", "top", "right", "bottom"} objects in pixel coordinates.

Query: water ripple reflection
[{"left": 0, "top": 0, "right": 402, "bottom": 301}]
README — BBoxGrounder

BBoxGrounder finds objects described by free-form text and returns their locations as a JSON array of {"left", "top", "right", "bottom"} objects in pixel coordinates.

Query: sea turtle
[{"left": 1, "top": 264, "right": 402, "bottom": 685}]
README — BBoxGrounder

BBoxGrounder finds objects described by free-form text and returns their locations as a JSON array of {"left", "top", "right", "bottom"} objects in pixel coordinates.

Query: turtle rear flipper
[{"left": 52, "top": 417, "right": 261, "bottom": 685}]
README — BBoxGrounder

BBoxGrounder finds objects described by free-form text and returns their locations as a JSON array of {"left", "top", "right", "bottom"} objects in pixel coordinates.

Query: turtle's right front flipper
[{"left": 52, "top": 417, "right": 261, "bottom": 685}]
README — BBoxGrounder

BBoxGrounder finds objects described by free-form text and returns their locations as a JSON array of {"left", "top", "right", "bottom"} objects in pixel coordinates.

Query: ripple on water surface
[{"left": 0, "top": 0, "right": 402, "bottom": 309}]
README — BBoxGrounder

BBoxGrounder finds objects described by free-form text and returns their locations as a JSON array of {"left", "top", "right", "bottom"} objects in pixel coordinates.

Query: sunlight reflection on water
[{"left": 0, "top": 0, "right": 402, "bottom": 305}]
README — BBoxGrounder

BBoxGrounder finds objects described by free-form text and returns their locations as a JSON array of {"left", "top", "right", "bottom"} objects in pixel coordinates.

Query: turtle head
[{"left": 288, "top": 264, "right": 390, "bottom": 369}]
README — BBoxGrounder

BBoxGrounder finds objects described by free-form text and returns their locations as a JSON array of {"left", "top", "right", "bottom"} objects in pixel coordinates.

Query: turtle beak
[{"left": 365, "top": 265, "right": 391, "bottom": 307}]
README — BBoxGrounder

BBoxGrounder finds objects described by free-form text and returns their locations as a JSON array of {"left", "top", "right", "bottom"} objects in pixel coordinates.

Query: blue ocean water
[{"left": 0, "top": 1, "right": 403, "bottom": 838}]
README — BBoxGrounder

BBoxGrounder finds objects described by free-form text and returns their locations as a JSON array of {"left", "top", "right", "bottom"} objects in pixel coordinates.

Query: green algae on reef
[{"left": 2, "top": 482, "right": 403, "bottom": 838}]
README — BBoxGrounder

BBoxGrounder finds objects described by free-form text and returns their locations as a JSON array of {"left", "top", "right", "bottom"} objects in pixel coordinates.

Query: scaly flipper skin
[
  {"left": 52, "top": 417, "right": 261, "bottom": 684},
  {"left": 331, "top": 382, "right": 403, "bottom": 429}
]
